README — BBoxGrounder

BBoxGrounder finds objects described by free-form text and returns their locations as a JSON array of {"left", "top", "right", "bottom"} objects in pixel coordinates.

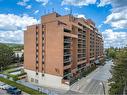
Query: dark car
[{"left": 6, "top": 87, "right": 22, "bottom": 95}]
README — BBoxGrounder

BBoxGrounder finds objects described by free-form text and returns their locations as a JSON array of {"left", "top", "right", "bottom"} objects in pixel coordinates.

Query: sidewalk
[{"left": 17, "top": 79, "right": 67, "bottom": 95}]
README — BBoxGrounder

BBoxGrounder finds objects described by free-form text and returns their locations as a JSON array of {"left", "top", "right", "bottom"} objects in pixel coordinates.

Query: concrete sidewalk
[{"left": 17, "top": 79, "right": 67, "bottom": 95}]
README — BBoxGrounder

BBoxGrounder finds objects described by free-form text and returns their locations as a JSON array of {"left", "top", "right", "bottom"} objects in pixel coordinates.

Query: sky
[{"left": 0, "top": 0, "right": 127, "bottom": 48}]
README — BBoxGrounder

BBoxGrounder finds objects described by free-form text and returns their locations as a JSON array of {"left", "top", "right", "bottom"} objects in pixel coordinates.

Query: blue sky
[{"left": 0, "top": 0, "right": 127, "bottom": 48}]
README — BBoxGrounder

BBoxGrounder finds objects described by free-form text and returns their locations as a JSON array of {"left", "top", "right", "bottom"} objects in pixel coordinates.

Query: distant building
[
  {"left": 24, "top": 12, "right": 104, "bottom": 90},
  {"left": 14, "top": 50, "right": 24, "bottom": 58}
]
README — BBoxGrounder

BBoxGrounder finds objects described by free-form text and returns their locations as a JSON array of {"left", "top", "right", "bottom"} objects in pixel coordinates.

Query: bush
[{"left": 8, "top": 69, "right": 21, "bottom": 73}]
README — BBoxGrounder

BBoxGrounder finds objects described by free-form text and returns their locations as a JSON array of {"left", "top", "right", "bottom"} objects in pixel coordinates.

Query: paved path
[
  {"left": 17, "top": 79, "right": 67, "bottom": 95},
  {"left": 68, "top": 60, "right": 113, "bottom": 95}
]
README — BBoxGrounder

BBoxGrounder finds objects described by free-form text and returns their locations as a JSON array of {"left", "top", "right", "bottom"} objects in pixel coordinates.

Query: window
[
  {"left": 36, "top": 66, "right": 38, "bottom": 70},
  {"left": 42, "top": 58, "right": 44, "bottom": 62},
  {"left": 36, "top": 40, "right": 38, "bottom": 44},
  {"left": 36, "top": 52, "right": 38, "bottom": 55},
  {"left": 31, "top": 78, "right": 34, "bottom": 82},
  {"left": 36, "top": 56, "right": 38, "bottom": 60},
  {"left": 36, "top": 72, "right": 38, "bottom": 75},
  {"left": 36, "top": 46, "right": 38, "bottom": 50},
  {"left": 42, "top": 61, "right": 44, "bottom": 64},
  {"left": 42, "top": 52, "right": 44, "bottom": 56},
  {"left": 42, "top": 73, "right": 44, "bottom": 77},
  {"left": 35, "top": 79, "right": 38, "bottom": 83}
]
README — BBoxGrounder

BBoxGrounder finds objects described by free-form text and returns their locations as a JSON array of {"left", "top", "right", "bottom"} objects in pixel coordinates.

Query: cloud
[
  {"left": 34, "top": 10, "right": 39, "bottom": 14},
  {"left": 64, "top": 7, "right": 70, "bottom": 11},
  {"left": 35, "top": 0, "right": 49, "bottom": 5},
  {"left": 25, "top": 5, "right": 32, "bottom": 9},
  {"left": 77, "top": 14, "right": 86, "bottom": 19},
  {"left": 74, "top": 14, "right": 86, "bottom": 19},
  {"left": 0, "top": 14, "right": 38, "bottom": 44},
  {"left": 0, "top": 30, "right": 23, "bottom": 44},
  {"left": 0, "top": 14, "right": 38, "bottom": 31},
  {"left": 102, "top": 29, "right": 127, "bottom": 48},
  {"left": 105, "top": 9, "right": 127, "bottom": 29},
  {"left": 98, "top": 24, "right": 103, "bottom": 28},
  {"left": 17, "top": 0, "right": 29, "bottom": 6},
  {"left": 98, "top": 0, "right": 111, "bottom": 7},
  {"left": 17, "top": 0, "right": 31, "bottom": 9},
  {"left": 100, "top": 0, "right": 127, "bottom": 29},
  {"left": 61, "top": 0, "right": 97, "bottom": 6}
]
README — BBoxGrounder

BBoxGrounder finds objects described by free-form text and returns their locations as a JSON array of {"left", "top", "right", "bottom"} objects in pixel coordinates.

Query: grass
[{"left": 0, "top": 77, "right": 46, "bottom": 95}]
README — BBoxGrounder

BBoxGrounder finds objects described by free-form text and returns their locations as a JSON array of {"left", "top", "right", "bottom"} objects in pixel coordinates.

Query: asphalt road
[{"left": 68, "top": 60, "right": 113, "bottom": 95}]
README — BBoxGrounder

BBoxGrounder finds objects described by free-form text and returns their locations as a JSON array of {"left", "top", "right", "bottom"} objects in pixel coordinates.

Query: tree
[
  {"left": 0, "top": 43, "right": 14, "bottom": 71},
  {"left": 109, "top": 49, "right": 127, "bottom": 95}
]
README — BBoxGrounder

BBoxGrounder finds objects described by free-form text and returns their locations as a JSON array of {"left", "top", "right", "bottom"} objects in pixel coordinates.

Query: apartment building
[{"left": 24, "top": 12, "right": 104, "bottom": 90}]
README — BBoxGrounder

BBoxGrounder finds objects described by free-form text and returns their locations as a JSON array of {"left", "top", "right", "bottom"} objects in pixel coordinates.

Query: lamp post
[
  {"left": 1, "top": 66, "right": 3, "bottom": 72},
  {"left": 99, "top": 81, "right": 106, "bottom": 95},
  {"left": 77, "top": 78, "right": 80, "bottom": 90}
]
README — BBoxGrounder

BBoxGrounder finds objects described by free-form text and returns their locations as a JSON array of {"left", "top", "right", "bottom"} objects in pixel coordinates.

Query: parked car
[
  {"left": 1, "top": 84, "right": 10, "bottom": 90},
  {"left": 6, "top": 86, "right": 22, "bottom": 95},
  {"left": 0, "top": 82, "right": 5, "bottom": 89},
  {"left": 0, "top": 82, "right": 10, "bottom": 90}
]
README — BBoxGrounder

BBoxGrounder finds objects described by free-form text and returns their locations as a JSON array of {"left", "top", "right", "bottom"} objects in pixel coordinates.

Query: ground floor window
[
  {"left": 35, "top": 79, "right": 38, "bottom": 83},
  {"left": 31, "top": 78, "right": 34, "bottom": 82}
]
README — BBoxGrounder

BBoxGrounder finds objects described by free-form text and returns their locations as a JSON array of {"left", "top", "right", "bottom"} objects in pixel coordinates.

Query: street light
[
  {"left": 99, "top": 81, "right": 106, "bottom": 95},
  {"left": 77, "top": 78, "right": 80, "bottom": 90},
  {"left": 1, "top": 66, "right": 3, "bottom": 72}
]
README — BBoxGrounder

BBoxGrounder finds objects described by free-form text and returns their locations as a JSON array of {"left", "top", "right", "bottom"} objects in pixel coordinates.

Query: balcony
[
  {"left": 77, "top": 66, "right": 84, "bottom": 71},
  {"left": 64, "top": 63, "right": 71, "bottom": 69},
  {"left": 64, "top": 39, "right": 71, "bottom": 43},
  {"left": 64, "top": 28, "right": 71, "bottom": 33},
  {"left": 64, "top": 68, "right": 71, "bottom": 76},
  {"left": 78, "top": 57, "right": 86, "bottom": 62},
  {"left": 64, "top": 36, "right": 71, "bottom": 43},
  {"left": 82, "top": 36, "right": 86, "bottom": 40},
  {"left": 78, "top": 50, "right": 82, "bottom": 54},
  {"left": 64, "top": 52, "right": 71, "bottom": 56},
  {"left": 64, "top": 61, "right": 71, "bottom": 66},
  {"left": 78, "top": 35, "right": 82, "bottom": 39},
  {"left": 64, "top": 45, "right": 71, "bottom": 49},
  {"left": 78, "top": 40, "right": 82, "bottom": 44},
  {"left": 64, "top": 57, "right": 71, "bottom": 63},
  {"left": 78, "top": 44, "right": 82, "bottom": 48}
]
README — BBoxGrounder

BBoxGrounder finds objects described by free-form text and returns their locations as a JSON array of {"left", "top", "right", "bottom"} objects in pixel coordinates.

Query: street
[{"left": 68, "top": 60, "right": 113, "bottom": 95}]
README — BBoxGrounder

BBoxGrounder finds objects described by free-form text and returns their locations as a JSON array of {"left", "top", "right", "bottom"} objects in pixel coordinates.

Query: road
[{"left": 68, "top": 60, "right": 113, "bottom": 95}]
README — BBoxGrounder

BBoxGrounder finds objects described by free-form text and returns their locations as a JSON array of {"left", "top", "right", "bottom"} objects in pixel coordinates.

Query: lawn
[{"left": 0, "top": 77, "right": 46, "bottom": 95}]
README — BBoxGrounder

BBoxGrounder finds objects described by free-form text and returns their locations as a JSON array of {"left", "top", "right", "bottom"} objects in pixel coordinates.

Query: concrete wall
[{"left": 25, "top": 69, "right": 69, "bottom": 90}]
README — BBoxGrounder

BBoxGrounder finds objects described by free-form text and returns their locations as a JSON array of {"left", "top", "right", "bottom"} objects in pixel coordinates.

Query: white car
[
  {"left": 0, "top": 83, "right": 10, "bottom": 90},
  {"left": 0, "top": 83, "right": 5, "bottom": 89}
]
